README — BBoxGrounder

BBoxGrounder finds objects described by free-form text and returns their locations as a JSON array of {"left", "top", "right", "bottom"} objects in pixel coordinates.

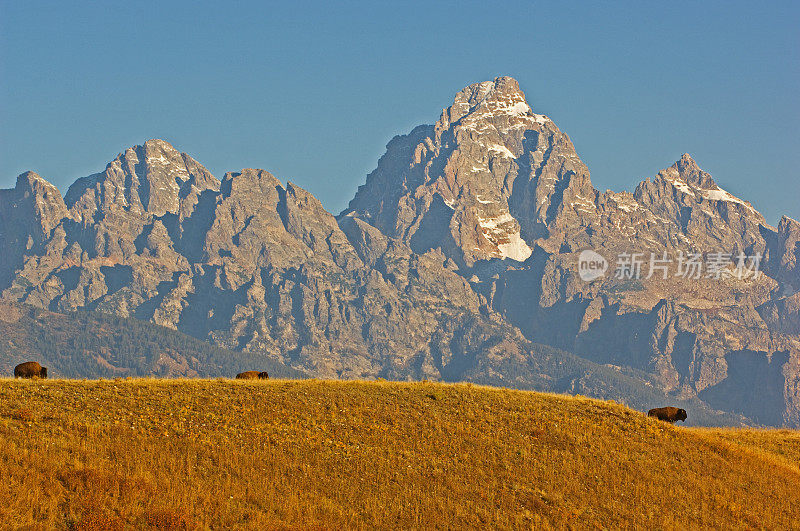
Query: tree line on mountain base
[{"left": 0, "top": 302, "right": 305, "bottom": 380}]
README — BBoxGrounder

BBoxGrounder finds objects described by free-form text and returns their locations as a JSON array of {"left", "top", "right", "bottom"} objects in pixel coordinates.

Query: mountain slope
[{"left": 1, "top": 380, "right": 798, "bottom": 528}]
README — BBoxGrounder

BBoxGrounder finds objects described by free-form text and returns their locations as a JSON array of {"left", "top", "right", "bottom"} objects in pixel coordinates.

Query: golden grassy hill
[{"left": 1, "top": 379, "right": 798, "bottom": 529}]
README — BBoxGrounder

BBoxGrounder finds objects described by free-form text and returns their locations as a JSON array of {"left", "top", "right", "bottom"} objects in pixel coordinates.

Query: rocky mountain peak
[
  {"left": 346, "top": 76, "right": 588, "bottom": 267},
  {"left": 460, "top": 75, "right": 523, "bottom": 104},
  {"left": 220, "top": 168, "right": 280, "bottom": 198},
  {"left": 16, "top": 170, "right": 50, "bottom": 190},
  {"left": 436, "top": 76, "right": 552, "bottom": 144},
  {"left": 779, "top": 215, "right": 800, "bottom": 232},
  {"left": 456, "top": 76, "right": 525, "bottom": 110},
  {"left": 638, "top": 154, "right": 763, "bottom": 226},
  {"left": 440, "top": 76, "right": 545, "bottom": 127},
  {"left": 660, "top": 153, "right": 717, "bottom": 190},
  {"left": 676, "top": 152, "right": 700, "bottom": 172},
  {"left": 0, "top": 170, "right": 69, "bottom": 288},
  {"left": 65, "top": 139, "right": 219, "bottom": 222},
  {"left": 7, "top": 171, "right": 68, "bottom": 236},
  {"left": 774, "top": 215, "right": 800, "bottom": 289}
]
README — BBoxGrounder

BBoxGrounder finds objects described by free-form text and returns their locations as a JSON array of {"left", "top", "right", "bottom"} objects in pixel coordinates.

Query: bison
[
  {"left": 14, "top": 361, "right": 48, "bottom": 379},
  {"left": 647, "top": 406, "right": 687, "bottom": 423},
  {"left": 235, "top": 371, "right": 269, "bottom": 380}
]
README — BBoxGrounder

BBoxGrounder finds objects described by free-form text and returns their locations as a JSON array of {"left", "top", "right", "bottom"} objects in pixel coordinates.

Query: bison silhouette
[
  {"left": 647, "top": 407, "right": 687, "bottom": 423},
  {"left": 14, "top": 361, "right": 48, "bottom": 379},
  {"left": 235, "top": 371, "right": 269, "bottom": 380}
]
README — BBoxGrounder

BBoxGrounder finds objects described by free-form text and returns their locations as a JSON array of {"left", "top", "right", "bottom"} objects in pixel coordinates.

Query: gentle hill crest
[{"left": 1, "top": 379, "right": 798, "bottom": 528}]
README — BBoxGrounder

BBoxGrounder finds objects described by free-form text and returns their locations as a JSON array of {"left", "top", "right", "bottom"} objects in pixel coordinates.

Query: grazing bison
[
  {"left": 14, "top": 361, "right": 48, "bottom": 379},
  {"left": 647, "top": 407, "right": 687, "bottom": 423},
  {"left": 236, "top": 371, "right": 269, "bottom": 380}
]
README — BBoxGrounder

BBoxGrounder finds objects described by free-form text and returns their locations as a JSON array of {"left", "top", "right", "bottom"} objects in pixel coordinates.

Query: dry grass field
[{"left": 1, "top": 378, "right": 799, "bottom": 529}]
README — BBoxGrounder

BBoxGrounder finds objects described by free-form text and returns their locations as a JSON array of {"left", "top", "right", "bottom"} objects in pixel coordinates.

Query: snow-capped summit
[{"left": 342, "top": 76, "right": 592, "bottom": 267}]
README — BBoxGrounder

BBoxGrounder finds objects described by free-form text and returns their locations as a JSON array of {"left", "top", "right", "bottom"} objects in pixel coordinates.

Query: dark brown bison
[
  {"left": 235, "top": 371, "right": 269, "bottom": 380},
  {"left": 647, "top": 407, "right": 687, "bottom": 423},
  {"left": 14, "top": 361, "right": 48, "bottom": 379}
]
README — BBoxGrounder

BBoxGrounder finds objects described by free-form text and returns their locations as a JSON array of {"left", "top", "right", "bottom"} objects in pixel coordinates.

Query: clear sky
[{"left": 1, "top": 1, "right": 798, "bottom": 224}]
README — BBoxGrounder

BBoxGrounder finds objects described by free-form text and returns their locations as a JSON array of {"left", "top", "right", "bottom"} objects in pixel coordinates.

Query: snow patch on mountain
[
  {"left": 702, "top": 187, "right": 746, "bottom": 205},
  {"left": 510, "top": 101, "right": 531, "bottom": 115},
  {"left": 148, "top": 154, "right": 170, "bottom": 164},
  {"left": 477, "top": 212, "right": 512, "bottom": 229},
  {"left": 664, "top": 168, "right": 754, "bottom": 211},
  {"left": 488, "top": 144, "right": 515, "bottom": 158},
  {"left": 477, "top": 212, "right": 532, "bottom": 261},
  {"left": 498, "top": 231, "right": 533, "bottom": 261}
]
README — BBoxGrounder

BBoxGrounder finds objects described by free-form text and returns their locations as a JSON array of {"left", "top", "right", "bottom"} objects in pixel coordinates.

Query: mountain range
[{"left": 2, "top": 76, "right": 798, "bottom": 427}]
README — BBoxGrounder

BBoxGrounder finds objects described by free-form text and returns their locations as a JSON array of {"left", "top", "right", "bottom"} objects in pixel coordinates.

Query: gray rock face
[
  {"left": 772, "top": 216, "right": 800, "bottom": 289},
  {"left": 0, "top": 171, "right": 69, "bottom": 288}
]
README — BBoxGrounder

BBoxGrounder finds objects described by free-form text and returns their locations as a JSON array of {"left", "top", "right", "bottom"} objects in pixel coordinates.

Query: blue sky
[{"left": 1, "top": 1, "right": 798, "bottom": 223}]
